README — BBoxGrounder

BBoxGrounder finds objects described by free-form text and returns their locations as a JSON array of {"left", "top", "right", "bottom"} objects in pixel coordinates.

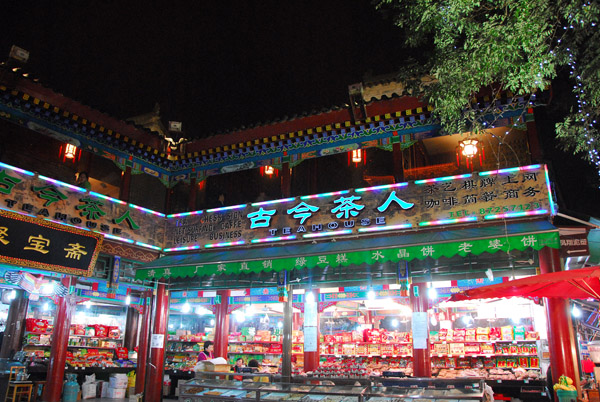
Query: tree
[{"left": 376, "top": 0, "right": 600, "bottom": 182}]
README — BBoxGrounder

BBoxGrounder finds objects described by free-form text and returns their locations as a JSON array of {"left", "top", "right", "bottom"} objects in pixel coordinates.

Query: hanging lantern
[
  {"left": 60, "top": 143, "right": 80, "bottom": 163},
  {"left": 64, "top": 144, "right": 77, "bottom": 159},
  {"left": 456, "top": 138, "right": 484, "bottom": 170},
  {"left": 260, "top": 165, "right": 278, "bottom": 177},
  {"left": 348, "top": 149, "right": 366, "bottom": 166}
]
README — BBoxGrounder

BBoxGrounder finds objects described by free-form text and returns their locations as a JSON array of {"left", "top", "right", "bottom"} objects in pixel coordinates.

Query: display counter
[{"left": 179, "top": 377, "right": 487, "bottom": 402}]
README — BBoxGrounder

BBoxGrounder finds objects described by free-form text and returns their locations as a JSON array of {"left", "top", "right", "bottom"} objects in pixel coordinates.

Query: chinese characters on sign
[
  {"left": 165, "top": 165, "right": 552, "bottom": 248},
  {"left": 0, "top": 209, "right": 102, "bottom": 276}
]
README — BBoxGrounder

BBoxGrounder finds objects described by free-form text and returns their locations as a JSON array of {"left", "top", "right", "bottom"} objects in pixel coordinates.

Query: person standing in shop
[{"left": 197, "top": 340, "right": 214, "bottom": 362}]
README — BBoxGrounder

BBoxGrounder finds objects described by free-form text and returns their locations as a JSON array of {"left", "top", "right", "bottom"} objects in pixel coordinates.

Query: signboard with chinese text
[
  {"left": 165, "top": 164, "right": 553, "bottom": 249},
  {"left": 0, "top": 165, "right": 165, "bottom": 248},
  {"left": 0, "top": 209, "right": 103, "bottom": 276}
]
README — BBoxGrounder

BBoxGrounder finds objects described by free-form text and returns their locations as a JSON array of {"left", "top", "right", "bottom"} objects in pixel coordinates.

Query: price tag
[
  {"left": 427, "top": 386, "right": 436, "bottom": 389},
  {"left": 410, "top": 385, "right": 418, "bottom": 388},
  {"left": 524, "top": 380, "right": 529, "bottom": 384},
  {"left": 459, "top": 355, "right": 465, "bottom": 358},
  {"left": 497, "top": 380, "right": 502, "bottom": 383},
  {"left": 448, "top": 385, "right": 455, "bottom": 389}
]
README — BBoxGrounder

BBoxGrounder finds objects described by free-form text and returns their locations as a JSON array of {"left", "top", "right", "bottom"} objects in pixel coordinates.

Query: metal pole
[{"left": 282, "top": 284, "right": 293, "bottom": 382}]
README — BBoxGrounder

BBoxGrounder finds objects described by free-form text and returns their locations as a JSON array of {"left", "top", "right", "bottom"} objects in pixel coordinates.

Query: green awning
[{"left": 136, "top": 220, "right": 558, "bottom": 281}]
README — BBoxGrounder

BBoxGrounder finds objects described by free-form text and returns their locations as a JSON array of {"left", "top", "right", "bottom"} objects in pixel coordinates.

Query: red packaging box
[
  {"left": 26, "top": 318, "right": 48, "bottom": 333},
  {"left": 93, "top": 325, "right": 108, "bottom": 338}
]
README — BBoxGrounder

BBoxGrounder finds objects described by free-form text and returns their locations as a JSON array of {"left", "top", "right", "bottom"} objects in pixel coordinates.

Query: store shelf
[
  {"left": 69, "top": 335, "right": 123, "bottom": 341},
  {"left": 68, "top": 345, "right": 118, "bottom": 349},
  {"left": 167, "top": 340, "right": 204, "bottom": 343},
  {"left": 23, "top": 343, "right": 51, "bottom": 347},
  {"left": 166, "top": 350, "right": 201, "bottom": 354},
  {"left": 229, "top": 341, "right": 281, "bottom": 344},
  {"left": 227, "top": 351, "right": 281, "bottom": 355},
  {"left": 322, "top": 341, "right": 412, "bottom": 345},
  {"left": 321, "top": 353, "right": 413, "bottom": 357},
  {"left": 431, "top": 354, "right": 538, "bottom": 357},
  {"left": 431, "top": 340, "right": 538, "bottom": 344}
]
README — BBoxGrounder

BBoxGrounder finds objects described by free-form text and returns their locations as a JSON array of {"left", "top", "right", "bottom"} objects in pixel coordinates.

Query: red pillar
[
  {"left": 292, "top": 312, "right": 302, "bottom": 331},
  {"left": 410, "top": 283, "right": 431, "bottom": 377},
  {"left": 135, "top": 290, "right": 153, "bottom": 395},
  {"left": 392, "top": 142, "right": 405, "bottom": 183},
  {"left": 539, "top": 247, "right": 580, "bottom": 391},
  {"left": 281, "top": 162, "right": 291, "bottom": 198},
  {"left": 145, "top": 284, "right": 170, "bottom": 402},
  {"left": 213, "top": 290, "right": 231, "bottom": 359},
  {"left": 119, "top": 166, "right": 132, "bottom": 202},
  {"left": 188, "top": 177, "right": 198, "bottom": 211},
  {"left": 43, "top": 276, "right": 76, "bottom": 402}
]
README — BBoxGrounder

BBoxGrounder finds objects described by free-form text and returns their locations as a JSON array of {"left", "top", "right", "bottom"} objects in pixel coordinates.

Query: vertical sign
[
  {"left": 110, "top": 256, "right": 121, "bottom": 290},
  {"left": 412, "top": 311, "right": 428, "bottom": 349},
  {"left": 304, "top": 300, "right": 318, "bottom": 352}
]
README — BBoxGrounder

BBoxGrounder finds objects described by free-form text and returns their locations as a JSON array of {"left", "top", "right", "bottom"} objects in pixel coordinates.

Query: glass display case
[
  {"left": 179, "top": 378, "right": 364, "bottom": 402},
  {"left": 179, "top": 377, "right": 487, "bottom": 402}
]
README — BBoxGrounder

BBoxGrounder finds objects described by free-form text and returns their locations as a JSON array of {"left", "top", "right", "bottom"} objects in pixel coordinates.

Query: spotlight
[
  {"left": 428, "top": 287, "right": 438, "bottom": 299},
  {"left": 391, "top": 319, "right": 399, "bottom": 328},
  {"left": 181, "top": 302, "right": 191, "bottom": 313},
  {"left": 305, "top": 292, "right": 315, "bottom": 304},
  {"left": 367, "top": 290, "right": 376, "bottom": 300},
  {"left": 125, "top": 295, "right": 131, "bottom": 305},
  {"left": 572, "top": 305, "right": 582, "bottom": 318}
]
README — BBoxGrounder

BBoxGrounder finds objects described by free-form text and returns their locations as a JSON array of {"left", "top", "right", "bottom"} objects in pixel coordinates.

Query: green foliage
[{"left": 376, "top": 0, "right": 600, "bottom": 169}]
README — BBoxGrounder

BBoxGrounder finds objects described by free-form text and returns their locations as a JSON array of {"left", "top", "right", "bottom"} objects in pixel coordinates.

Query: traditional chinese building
[{"left": 0, "top": 64, "right": 582, "bottom": 401}]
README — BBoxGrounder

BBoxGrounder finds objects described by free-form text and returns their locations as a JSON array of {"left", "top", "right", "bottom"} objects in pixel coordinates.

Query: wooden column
[
  {"left": 188, "top": 177, "right": 198, "bottom": 211},
  {"left": 392, "top": 142, "right": 405, "bottom": 183},
  {"left": 119, "top": 166, "right": 132, "bottom": 202},
  {"left": 539, "top": 247, "right": 580, "bottom": 392},
  {"left": 281, "top": 162, "right": 291, "bottom": 197},
  {"left": 124, "top": 305, "right": 140, "bottom": 351},
  {"left": 135, "top": 290, "right": 153, "bottom": 395},
  {"left": 0, "top": 289, "right": 28, "bottom": 358},
  {"left": 213, "top": 290, "right": 231, "bottom": 359},
  {"left": 145, "top": 284, "right": 170, "bottom": 402},
  {"left": 43, "top": 276, "right": 76, "bottom": 402}
]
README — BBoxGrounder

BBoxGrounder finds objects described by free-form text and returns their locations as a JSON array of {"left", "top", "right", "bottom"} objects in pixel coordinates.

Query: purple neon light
[
  {"left": 164, "top": 245, "right": 202, "bottom": 252},
  {"left": 418, "top": 216, "right": 478, "bottom": 226},
  {"left": 44, "top": 218, "right": 90, "bottom": 230},
  {"left": 303, "top": 229, "right": 353, "bottom": 238},
  {"left": 544, "top": 165, "right": 557, "bottom": 215},
  {"left": 484, "top": 210, "right": 548, "bottom": 220},
  {"left": 168, "top": 210, "right": 203, "bottom": 218},
  {"left": 100, "top": 233, "right": 135, "bottom": 244},
  {"left": 204, "top": 240, "right": 245, "bottom": 248},
  {"left": 355, "top": 182, "right": 408, "bottom": 193},
  {"left": 90, "top": 191, "right": 127, "bottom": 205},
  {"left": 415, "top": 173, "right": 472, "bottom": 185},
  {"left": 206, "top": 204, "right": 247, "bottom": 213},
  {"left": 358, "top": 224, "right": 412, "bottom": 232},
  {"left": 0, "top": 207, "right": 36, "bottom": 218},
  {"left": 0, "top": 162, "right": 35, "bottom": 176},
  {"left": 251, "top": 235, "right": 297, "bottom": 243},
  {"left": 479, "top": 164, "right": 541, "bottom": 176},
  {"left": 301, "top": 190, "right": 349, "bottom": 200},
  {"left": 252, "top": 197, "right": 295, "bottom": 207},
  {"left": 129, "top": 203, "right": 165, "bottom": 217},
  {"left": 38, "top": 175, "right": 87, "bottom": 192},
  {"left": 135, "top": 241, "right": 163, "bottom": 251}
]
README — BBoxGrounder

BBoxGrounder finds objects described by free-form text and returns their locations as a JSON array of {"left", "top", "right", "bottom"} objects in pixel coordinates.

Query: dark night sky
[
  {"left": 0, "top": 1, "right": 406, "bottom": 137},
  {"left": 2, "top": 2, "right": 599, "bottom": 217}
]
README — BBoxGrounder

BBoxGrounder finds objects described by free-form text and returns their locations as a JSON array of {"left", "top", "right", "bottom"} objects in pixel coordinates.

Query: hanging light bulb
[
  {"left": 264, "top": 166, "right": 274, "bottom": 175},
  {"left": 125, "top": 294, "right": 131, "bottom": 305},
  {"left": 367, "top": 289, "right": 376, "bottom": 300},
  {"left": 352, "top": 149, "right": 362, "bottom": 163},
  {"left": 246, "top": 304, "right": 255, "bottom": 316},
  {"left": 7, "top": 290, "right": 16, "bottom": 301},
  {"left": 391, "top": 319, "right": 399, "bottom": 328},
  {"left": 85, "top": 300, "right": 92, "bottom": 309},
  {"left": 305, "top": 291, "right": 315, "bottom": 304},
  {"left": 572, "top": 305, "right": 582, "bottom": 318},
  {"left": 181, "top": 302, "right": 191, "bottom": 313},
  {"left": 428, "top": 286, "right": 438, "bottom": 300},
  {"left": 43, "top": 302, "right": 50, "bottom": 312}
]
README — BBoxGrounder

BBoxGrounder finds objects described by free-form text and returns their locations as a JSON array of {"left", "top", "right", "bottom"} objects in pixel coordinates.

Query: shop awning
[
  {"left": 448, "top": 265, "right": 600, "bottom": 301},
  {"left": 135, "top": 220, "right": 559, "bottom": 281}
]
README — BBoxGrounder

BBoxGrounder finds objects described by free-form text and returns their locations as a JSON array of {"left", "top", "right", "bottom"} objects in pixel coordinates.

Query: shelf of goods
[
  {"left": 178, "top": 377, "right": 486, "bottom": 402},
  {"left": 165, "top": 340, "right": 205, "bottom": 372},
  {"left": 22, "top": 321, "right": 134, "bottom": 369},
  {"left": 311, "top": 327, "right": 542, "bottom": 381}
]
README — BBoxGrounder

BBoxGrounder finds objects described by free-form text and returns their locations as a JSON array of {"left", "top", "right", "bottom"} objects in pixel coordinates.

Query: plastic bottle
[{"left": 63, "top": 373, "right": 80, "bottom": 402}]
